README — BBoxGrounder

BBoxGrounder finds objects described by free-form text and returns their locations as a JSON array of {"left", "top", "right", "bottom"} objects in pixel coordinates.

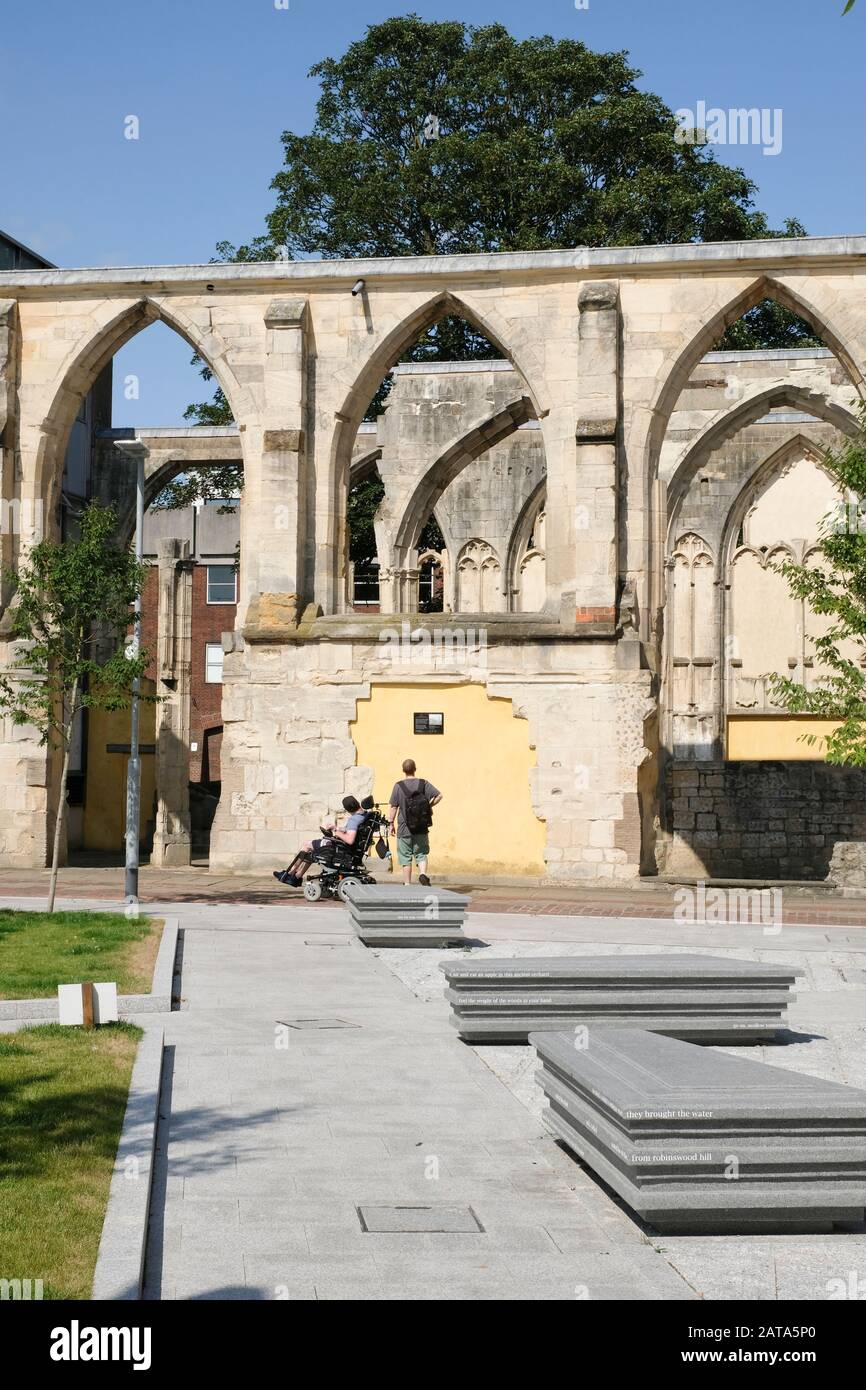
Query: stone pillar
[
  {"left": 241, "top": 299, "right": 309, "bottom": 624},
  {"left": 0, "top": 300, "right": 18, "bottom": 601},
  {"left": 0, "top": 300, "right": 49, "bottom": 868},
  {"left": 573, "top": 281, "right": 620, "bottom": 624},
  {"left": 379, "top": 566, "right": 420, "bottom": 614},
  {"left": 151, "top": 538, "right": 193, "bottom": 867}
]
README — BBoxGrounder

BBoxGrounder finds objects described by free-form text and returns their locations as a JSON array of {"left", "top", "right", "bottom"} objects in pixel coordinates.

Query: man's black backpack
[{"left": 403, "top": 779, "right": 433, "bottom": 834}]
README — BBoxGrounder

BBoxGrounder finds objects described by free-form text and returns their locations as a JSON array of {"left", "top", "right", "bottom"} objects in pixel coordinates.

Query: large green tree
[
  {"left": 184, "top": 16, "right": 811, "bottom": 433},
  {"left": 267, "top": 18, "right": 798, "bottom": 258}
]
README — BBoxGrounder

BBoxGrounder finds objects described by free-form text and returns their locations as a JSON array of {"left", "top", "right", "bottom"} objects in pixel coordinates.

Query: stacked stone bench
[
  {"left": 441, "top": 954, "right": 801, "bottom": 1042},
  {"left": 344, "top": 884, "right": 469, "bottom": 947},
  {"left": 533, "top": 1027, "right": 866, "bottom": 1233}
]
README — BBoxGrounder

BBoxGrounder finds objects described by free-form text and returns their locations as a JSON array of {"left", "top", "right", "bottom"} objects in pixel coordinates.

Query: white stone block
[{"left": 57, "top": 982, "right": 118, "bottom": 1025}]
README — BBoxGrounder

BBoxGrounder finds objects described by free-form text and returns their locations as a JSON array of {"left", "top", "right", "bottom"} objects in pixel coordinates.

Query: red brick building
[{"left": 141, "top": 502, "right": 239, "bottom": 847}]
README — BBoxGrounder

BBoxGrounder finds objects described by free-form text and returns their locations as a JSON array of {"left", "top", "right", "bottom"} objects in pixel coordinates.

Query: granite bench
[
  {"left": 343, "top": 883, "right": 469, "bottom": 947},
  {"left": 532, "top": 1027, "right": 866, "bottom": 1233},
  {"left": 441, "top": 954, "right": 801, "bottom": 1042}
]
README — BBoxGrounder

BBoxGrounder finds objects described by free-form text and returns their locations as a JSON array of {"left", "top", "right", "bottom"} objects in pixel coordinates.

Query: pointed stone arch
[
  {"left": 720, "top": 434, "right": 838, "bottom": 569},
  {"left": 650, "top": 275, "right": 863, "bottom": 476},
  {"left": 455, "top": 538, "right": 504, "bottom": 613},
  {"left": 391, "top": 396, "right": 536, "bottom": 564},
  {"left": 722, "top": 439, "right": 851, "bottom": 721},
  {"left": 29, "top": 297, "right": 252, "bottom": 522},
  {"left": 505, "top": 475, "right": 547, "bottom": 611},
  {"left": 322, "top": 289, "right": 546, "bottom": 612},
  {"left": 665, "top": 382, "right": 859, "bottom": 526},
  {"left": 645, "top": 275, "right": 866, "bottom": 628}
]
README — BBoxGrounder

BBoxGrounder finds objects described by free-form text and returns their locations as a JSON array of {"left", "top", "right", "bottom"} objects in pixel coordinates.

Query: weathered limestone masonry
[
  {"left": 215, "top": 623, "right": 653, "bottom": 879},
  {"left": 1, "top": 238, "right": 865, "bottom": 878},
  {"left": 371, "top": 360, "right": 544, "bottom": 613}
]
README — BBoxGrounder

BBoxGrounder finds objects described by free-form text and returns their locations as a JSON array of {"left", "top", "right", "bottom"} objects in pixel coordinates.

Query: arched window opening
[
  {"left": 338, "top": 300, "right": 543, "bottom": 616},
  {"left": 658, "top": 281, "right": 862, "bottom": 761},
  {"left": 348, "top": 470, "right": 385, "bottom": 610},
  {"left": 43, "top": 315, "right": 241, "bottom": 871}
]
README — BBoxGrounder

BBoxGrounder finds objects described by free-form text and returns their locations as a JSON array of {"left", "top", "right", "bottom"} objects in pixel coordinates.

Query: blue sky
[{"left": 2, "top": 0, "right": 861, "bottom": 424}]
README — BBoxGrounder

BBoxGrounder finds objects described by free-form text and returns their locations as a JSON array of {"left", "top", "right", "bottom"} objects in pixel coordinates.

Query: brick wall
[
  {"left": 139, "top": 563, "right": 236, "bottom": 785},
  {"left": 661, "top": 760, "right": 866, "bottom": 883},
  {"left": 190, "top": 564, "right": 236, "bottom": 783}
]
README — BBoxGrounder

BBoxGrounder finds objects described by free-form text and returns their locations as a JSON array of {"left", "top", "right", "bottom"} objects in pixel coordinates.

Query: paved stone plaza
[
  {"left": 137, "top": 901, "right": 697, "bottom": 1300},
  {"left": 6, "top": 886, "right": 863, "bottom": 1299},
  {"left": 5, "top": 889, "right": 858, "bottom": 1301}
]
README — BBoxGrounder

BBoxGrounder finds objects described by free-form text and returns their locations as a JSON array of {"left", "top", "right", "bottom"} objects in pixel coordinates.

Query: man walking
[{"left": 388, "top": 759, "right": 442, "bottom": 885}]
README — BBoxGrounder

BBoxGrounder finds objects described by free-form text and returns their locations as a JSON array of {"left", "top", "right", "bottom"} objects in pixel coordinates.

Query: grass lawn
[
  {"left": 0, "top": 1022, "right": 142, "bottom": 1299},
  {"left": 0, "top": 910, "right": 161, "bottom": 999}
]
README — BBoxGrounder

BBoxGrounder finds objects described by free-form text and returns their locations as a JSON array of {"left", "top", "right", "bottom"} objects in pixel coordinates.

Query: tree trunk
[{"left": 46, "top": 682, "right": 79, "bottom": 914}]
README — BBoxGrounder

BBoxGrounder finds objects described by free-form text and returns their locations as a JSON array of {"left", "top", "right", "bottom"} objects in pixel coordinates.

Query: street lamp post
[{"left": 115, "top": 439, "right": 147, "bottom": 904}]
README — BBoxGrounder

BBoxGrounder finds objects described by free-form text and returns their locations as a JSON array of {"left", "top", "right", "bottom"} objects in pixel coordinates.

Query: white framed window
[
  {"left": 206, "top": 564, "right": 237, "bottom": 604},
  {"left": 205, "top": 643, "right": 224, "bottom": 684}
]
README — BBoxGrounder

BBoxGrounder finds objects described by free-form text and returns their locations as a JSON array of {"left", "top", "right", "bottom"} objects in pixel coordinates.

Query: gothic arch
[
  {"left": 665, "top": 383, "right": 859, "bottom": 524},
  {"left": 645, "top": 276, "right": 866, "bottom": 627},
  {"left": 391, "top": 396, "right": 536, "bottom": 564},
  {"left": 663, "top": 530, "right": 718, "bottom": 756},
  {"left": 455, "top": 538, "right": 505, "bottom": 613},
  {"left": 323, "top": 289, "right": 547, "bottom": 612},
  {"left": 31, "top": 297, "right": 251, "bottom": 518},
  {"left": 649, "top": 275, "right": 864, "bottom": 483},
  {"left": 505, "top": 476, "right": 547, "bottom": 609},
  {"left": 719, "top": 434, "right": 837, "bottom": 572}
]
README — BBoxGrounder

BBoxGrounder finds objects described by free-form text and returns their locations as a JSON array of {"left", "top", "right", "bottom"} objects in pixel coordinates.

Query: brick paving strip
[
  {"left": 138, "top": 902, "right": 699, "bottom": 1301},
  {"left": 2, "top": 865, "right": 866, "bottom": 927}
]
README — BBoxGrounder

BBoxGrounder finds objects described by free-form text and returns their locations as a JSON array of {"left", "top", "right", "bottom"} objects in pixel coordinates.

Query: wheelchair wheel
[
  {"left": 336, "top": 876, "right": 361, "bottom": 903},
  {"left": 303, "top": 878, "right": 324, "bottom": 902}
]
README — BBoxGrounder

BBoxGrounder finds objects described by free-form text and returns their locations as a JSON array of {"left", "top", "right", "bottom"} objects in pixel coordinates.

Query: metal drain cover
[
  {"left": 277, "top": 1017, "right": 361, "bottom": 1030},
  {"left": 357, "top": 1205, "right": 484, "bottom": 1234}
]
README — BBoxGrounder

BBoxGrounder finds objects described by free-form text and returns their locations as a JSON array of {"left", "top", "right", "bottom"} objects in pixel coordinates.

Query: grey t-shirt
[{"left": 389, "top": 777, "right": 440, "bottom": 838}]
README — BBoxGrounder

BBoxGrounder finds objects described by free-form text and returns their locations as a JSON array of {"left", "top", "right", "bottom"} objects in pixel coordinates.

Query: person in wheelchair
[{"left": 274, "top": 795, "right": 366, "bottom": 888}]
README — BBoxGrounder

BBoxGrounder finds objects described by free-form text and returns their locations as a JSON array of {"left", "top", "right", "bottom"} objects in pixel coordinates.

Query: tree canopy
[
  {"left": 267, "top": 18, "right": 801, "bottom": 258},
  {"left": 185, "top": 17, "right": 813, "bottom": 426}
]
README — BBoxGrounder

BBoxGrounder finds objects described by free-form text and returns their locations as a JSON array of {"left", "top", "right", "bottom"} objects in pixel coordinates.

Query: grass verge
[
  {"left": 0, "top": 1022, "right": 142, "bottom": 1299},
  {"left": 0, "top": 910, "right": 161, "bottom": 999}
]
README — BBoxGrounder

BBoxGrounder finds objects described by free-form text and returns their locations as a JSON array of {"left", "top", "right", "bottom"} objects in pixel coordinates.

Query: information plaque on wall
[{"left": 414, "top": 712, "right": 444, "bottom": 735}]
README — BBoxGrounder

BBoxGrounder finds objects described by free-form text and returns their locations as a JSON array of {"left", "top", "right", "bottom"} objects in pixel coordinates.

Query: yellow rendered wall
[
  {"left": 351, "top": 683, "right": 546, "bottom": 877},
  {"left": 726, "top": 716, "right": 842, "bottom": 761},
  {"left": 83, "top": 686, "right": 157, "bottom": 851}
]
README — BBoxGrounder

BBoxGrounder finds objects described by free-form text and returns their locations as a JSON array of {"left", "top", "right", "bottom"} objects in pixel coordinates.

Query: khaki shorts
[{"left": 396, "top": 833, "right": 430, "bottom": 867}]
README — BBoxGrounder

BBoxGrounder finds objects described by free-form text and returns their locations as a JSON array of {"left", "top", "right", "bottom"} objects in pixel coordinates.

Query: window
[
  {"left": 205, "top": 643, "right": 224, "bottom": 684},
  {"left": 206, "top": 564, "right": 237, "bottom": 604},
  {"left": 353, "top": 564, "right": 380, "bottom": 607}
]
